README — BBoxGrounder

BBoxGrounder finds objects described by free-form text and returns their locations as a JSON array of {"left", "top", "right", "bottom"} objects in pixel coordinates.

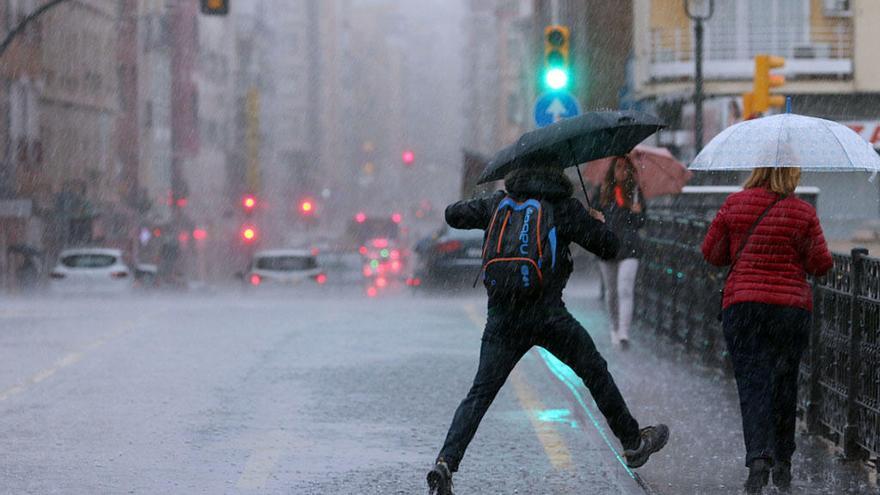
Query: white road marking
[
  {"left": 236, "top": 431, "right": 290, "bottom": 490},
  {"left": 0, "top": 325, "right": 133, "bottom": 402}
]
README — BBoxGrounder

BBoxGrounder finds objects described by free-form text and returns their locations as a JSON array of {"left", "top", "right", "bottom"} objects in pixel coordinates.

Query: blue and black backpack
[{"left": 477, "top": 195, "right": 558, "bottom": 299}]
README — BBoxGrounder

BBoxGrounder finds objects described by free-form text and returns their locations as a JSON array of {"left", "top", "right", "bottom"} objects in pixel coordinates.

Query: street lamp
[{"left": 684, "top": 0, "right": 714, "bottom": 156}]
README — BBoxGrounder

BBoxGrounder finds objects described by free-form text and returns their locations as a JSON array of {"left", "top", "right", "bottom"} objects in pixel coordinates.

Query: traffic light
[
  {"left": 241, "top": 225, "right": 257, "bottom": 243},
  {"left": 299, "top": 198, "right": 315, "bottom": 215},
  {"left": 402, "top": 150, "right": 415, "bottom": 166},
  {"left": 543, "top": 25, "right": 571, "bottom": 92},
  {"left": 200, "top": 0, "right": 229, "bottom": 15},
  {"left": 753, "top": 54, "right": 786, "bottom": 114},
  {"left": 242, "top": 194, "right": 257, "bottom": 214}
]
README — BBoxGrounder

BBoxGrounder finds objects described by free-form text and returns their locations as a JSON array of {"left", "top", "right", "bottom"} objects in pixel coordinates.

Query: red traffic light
[
  {"left": 242, "top": 194, "right": 257, "bottom": 212},
  {"left": 355, "top": 212, "right": 367, "bottom": 223},
  {"left": 402, "top": 150, "right": 415, "bottom": 166},
  {"left": 391, "top": 213, "right": 402, "bottom": 224},
  {"left": 300, "top": 200, "right": 314, "bottom": 214},
  {"left": 241, "top": 225, "right": 257, "bottom": 242}
]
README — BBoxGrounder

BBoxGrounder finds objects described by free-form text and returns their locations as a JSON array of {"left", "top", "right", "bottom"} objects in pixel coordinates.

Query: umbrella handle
[{"left": 576, "top": 164, "right": 592, "bottom": 209}]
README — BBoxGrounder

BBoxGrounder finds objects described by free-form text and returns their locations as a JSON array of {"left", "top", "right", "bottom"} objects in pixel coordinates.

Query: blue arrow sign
[{"left": 534, "top": 91, "right": 581, "bottom": 128}]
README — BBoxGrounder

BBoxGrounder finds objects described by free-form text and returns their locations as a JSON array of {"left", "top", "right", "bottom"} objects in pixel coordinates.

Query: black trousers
[
  {"left": 722, "top": 302, "right": 810, "bottom": 467},
  {"left": 437, "top": 304, "right": 640, "bottom": 472}
]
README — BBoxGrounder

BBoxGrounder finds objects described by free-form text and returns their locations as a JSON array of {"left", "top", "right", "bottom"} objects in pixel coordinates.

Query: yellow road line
[
  {"left": 0, "top": 324, "right": 133, "bottom": 402},
  {"left": 462, "top": 303, "right": 573, "bottom": 471}
]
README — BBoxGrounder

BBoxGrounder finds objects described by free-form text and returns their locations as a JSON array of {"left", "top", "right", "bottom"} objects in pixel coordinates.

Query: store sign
[{"left": 843, "top": 121, "right": 880, "bottom": 149}]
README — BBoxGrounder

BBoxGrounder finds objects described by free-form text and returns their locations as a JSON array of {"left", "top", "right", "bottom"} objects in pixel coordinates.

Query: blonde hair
[{"left": 743, "top": 167, "right": 801, "bottom": 196}]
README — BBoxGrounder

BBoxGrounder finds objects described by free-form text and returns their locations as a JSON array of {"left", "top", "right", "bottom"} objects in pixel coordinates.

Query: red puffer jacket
[{"left": 702, "top": 187, "right": 833, "bottom": 311}]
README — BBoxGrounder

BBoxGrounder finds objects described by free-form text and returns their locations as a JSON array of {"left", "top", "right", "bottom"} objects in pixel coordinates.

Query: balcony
[{"left": 647, "top": 25, "right": 853, "bottom": 82}]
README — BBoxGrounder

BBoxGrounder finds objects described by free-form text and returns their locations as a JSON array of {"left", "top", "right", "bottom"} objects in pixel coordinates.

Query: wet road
[{"left": 0, "top": 285, "right": 875, "bottom": 494}]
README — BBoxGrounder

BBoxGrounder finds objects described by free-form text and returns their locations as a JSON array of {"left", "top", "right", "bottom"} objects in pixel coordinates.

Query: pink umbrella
[{"left": 582, "top": 145, "right": 692, "bottom": 199}]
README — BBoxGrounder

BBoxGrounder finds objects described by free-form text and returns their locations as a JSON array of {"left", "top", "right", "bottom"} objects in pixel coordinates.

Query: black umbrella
[{"left": 477, "top": 110, "right": 665, "bottom": 205}]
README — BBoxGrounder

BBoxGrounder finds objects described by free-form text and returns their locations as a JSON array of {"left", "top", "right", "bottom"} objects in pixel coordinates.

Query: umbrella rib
[{"left": 819, "top": 118, "right": 858, "bottom": 171}]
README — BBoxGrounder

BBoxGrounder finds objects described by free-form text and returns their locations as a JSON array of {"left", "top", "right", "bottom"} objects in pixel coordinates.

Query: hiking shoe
[
  {"left": 427, "top": 460, "right": 454, "bottom": 495},
  {"left": 771, "top": 460, "right": 792, "bottom": 492},
  {"left": 623, "top": 424, "right": 669, "bottom": 468},
  {"left": 744, "top": 458, "right": 771, "bottom": 494}
]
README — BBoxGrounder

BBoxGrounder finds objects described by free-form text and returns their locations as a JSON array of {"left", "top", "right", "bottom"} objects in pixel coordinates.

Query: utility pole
[{"left": 684, "top": 0, "right": 714, "bottom": 156}]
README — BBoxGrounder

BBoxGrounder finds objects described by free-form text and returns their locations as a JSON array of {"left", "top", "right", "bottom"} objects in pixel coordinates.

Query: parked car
[
  {"left": 244, "top": 249, "right": 326, "bottom": 288},
  {"left": 49, "top": 248, "right": 133, "bottom": 294},
  {"left": 411, "top": 227, "right": 484, "bottom": 289}
]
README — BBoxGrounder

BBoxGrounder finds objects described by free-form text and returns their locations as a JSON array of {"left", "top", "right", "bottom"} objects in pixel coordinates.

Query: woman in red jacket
[{"left": 702, "top": 167, "right": 832, "bottom": 494}]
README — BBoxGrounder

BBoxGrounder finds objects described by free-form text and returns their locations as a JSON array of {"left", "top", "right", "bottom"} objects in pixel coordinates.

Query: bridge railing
[{"left": 634, "top": 192, "right": 879, "bottom": 463}]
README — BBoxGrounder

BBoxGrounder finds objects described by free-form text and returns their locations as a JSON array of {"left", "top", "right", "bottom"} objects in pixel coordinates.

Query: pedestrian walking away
[
  {"left": 594, "top": 156, "right": 646, "bottom": 349},
  {"left": 702, "top": 167, "right": 832, "bottom": 494},
  {"left": 426, "top": 165, "right": 668, "bottom": 495}
]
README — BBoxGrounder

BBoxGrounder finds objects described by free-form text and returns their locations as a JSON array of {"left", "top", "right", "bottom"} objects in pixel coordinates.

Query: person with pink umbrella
[{"left": 586, "top": 146, "right": 692, "bottom": 348}]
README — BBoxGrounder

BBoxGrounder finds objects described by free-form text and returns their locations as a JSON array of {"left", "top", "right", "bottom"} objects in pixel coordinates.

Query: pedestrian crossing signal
[{"left": 200, "top": 0, "right": 229, "bottom": 15}]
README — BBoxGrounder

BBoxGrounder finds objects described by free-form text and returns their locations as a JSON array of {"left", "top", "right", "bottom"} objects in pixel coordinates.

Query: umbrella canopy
[
  {"left": 477, "top": 110, "right": 665, "bottom": 184},
  {"left": 583, "top": 145, "right": 692, "bottom": 199},
  {"left": 690, "top": 113, "right": 880, "bottom": 172}
]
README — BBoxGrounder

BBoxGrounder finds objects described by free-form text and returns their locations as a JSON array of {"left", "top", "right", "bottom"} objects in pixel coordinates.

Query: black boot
[
  {"left": 427, "top": 460, "right": 454, "bottom": 495},
  {"left": 744, "top": 458, "right": 771, "bottom": 494},
  {"left": 771, "top": 460, "right": 792, "bottom": 492},
  {"left": 623, "top": 424, "right": 669, "bottom": 468}
]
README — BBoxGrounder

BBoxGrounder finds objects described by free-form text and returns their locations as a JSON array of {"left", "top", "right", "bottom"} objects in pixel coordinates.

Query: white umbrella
[{"left": 689, "top": 113, "right": 880, "bottom": 173}]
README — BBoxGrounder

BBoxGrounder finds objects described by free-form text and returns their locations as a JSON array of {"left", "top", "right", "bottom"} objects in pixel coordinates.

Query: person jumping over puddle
[{"left": 427, "top": 166, "right": 669, "bottom": 495}]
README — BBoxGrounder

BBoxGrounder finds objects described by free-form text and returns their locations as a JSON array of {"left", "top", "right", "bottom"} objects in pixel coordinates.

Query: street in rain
[{"left": 1, "top": 1, "right": 880, "bottom": 494}]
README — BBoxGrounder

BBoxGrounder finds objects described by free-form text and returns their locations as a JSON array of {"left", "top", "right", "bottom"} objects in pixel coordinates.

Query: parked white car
[
  {"left": 50, "top": 248, "right": 133, "bottom": 294},
  {"left": 245, "top": 249, "right": 326, "bottom": 287}
]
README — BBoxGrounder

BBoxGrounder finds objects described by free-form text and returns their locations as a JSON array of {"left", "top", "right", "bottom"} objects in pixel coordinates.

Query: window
[
  {"left": 255, "top": 256, "right": 317, "bottom": 272},
  {"left": 61, "top": 254, "right": 117, "bottom": 268},
  {"left": 823, "top": 0, "right": 851, "bottom": 16}
]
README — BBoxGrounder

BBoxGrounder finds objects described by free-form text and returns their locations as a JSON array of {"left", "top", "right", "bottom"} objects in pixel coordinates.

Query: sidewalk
[{"left": 564, "top": 283, "right": 877, "bottom": 495}]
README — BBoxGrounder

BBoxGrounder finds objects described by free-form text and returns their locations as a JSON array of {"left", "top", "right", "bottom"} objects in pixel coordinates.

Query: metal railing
[
  {"left": 647, "top": 25, "right": 854, "bottom": 80},
  {"left": 649, "top": 25, "right": 854, "bottom": 63},
  {"left": 634, "top": 214, "right": 880, "bottom": 463}
]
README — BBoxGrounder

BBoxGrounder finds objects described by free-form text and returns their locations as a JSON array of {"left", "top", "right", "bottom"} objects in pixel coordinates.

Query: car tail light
[
  {"left": 366, "top": 286, "right": 378, "bottom": 297},
  {"left": 358, "top": 245, "right": 368, "bottom": 255},
  {"left": 391, "top": 261, "right": 401, "bottom": 272},
  {"left": 111, "top": 271, "right": 129, "bottom": 279},
  {"left": 436, "top": 240, "right": 462, "bottom": 253},
  {"left": 50, "top": 272, "right": 65, "bottom": 280},
  {"left": 363, "top": 266, "right": 372, "bottom": 277},
  {"left": 376, "top": 277, "right": 387, "bottom": 288},
  {"left": 250, "top": 274, "right": 261, "bottom": 286},
  {"left": 406, "top": 277, "right": 422, "bottom": 287},
  {"left": 371, "top": 238, "right": 389, "bottom": 249},
  {"left": 314, "top": 273, "right": 327, "bottom": 285},
  {"left": 390, "top": 249, "right": 400, "bottom": 260}
]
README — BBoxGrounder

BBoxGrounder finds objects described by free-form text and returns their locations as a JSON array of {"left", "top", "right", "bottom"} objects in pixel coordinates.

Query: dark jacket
[
  {"left": 445, "top": 169, "right": 619, "bottom": 306},
  {"left": 593, "top": 186, "right": 646, "bottom": 261},
  {"left": 702, "top": 187, "right": 833, "bottom": 311}
]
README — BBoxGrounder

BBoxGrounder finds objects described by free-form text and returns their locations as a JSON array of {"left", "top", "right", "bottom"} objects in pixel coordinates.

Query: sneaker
[
  {"left": 623, "top": 424, "right": 669, "bottom": 468},
  {"left": 620, "top": 339, "right": 630, "bottom": 350},
  {"left": 771, "top": 460, "right": 792, "bottom": 492},
  {"left": 745, "top": 458, "right": 771, "bottom": 494},
  {"left": 427, "top": 460, "right": 454, "bottom": 495}
]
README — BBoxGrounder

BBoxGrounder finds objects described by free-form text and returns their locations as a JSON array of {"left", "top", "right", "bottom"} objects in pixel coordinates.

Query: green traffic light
[{"left": 544, "top": 67, "right": 569, "bottom": 91}]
